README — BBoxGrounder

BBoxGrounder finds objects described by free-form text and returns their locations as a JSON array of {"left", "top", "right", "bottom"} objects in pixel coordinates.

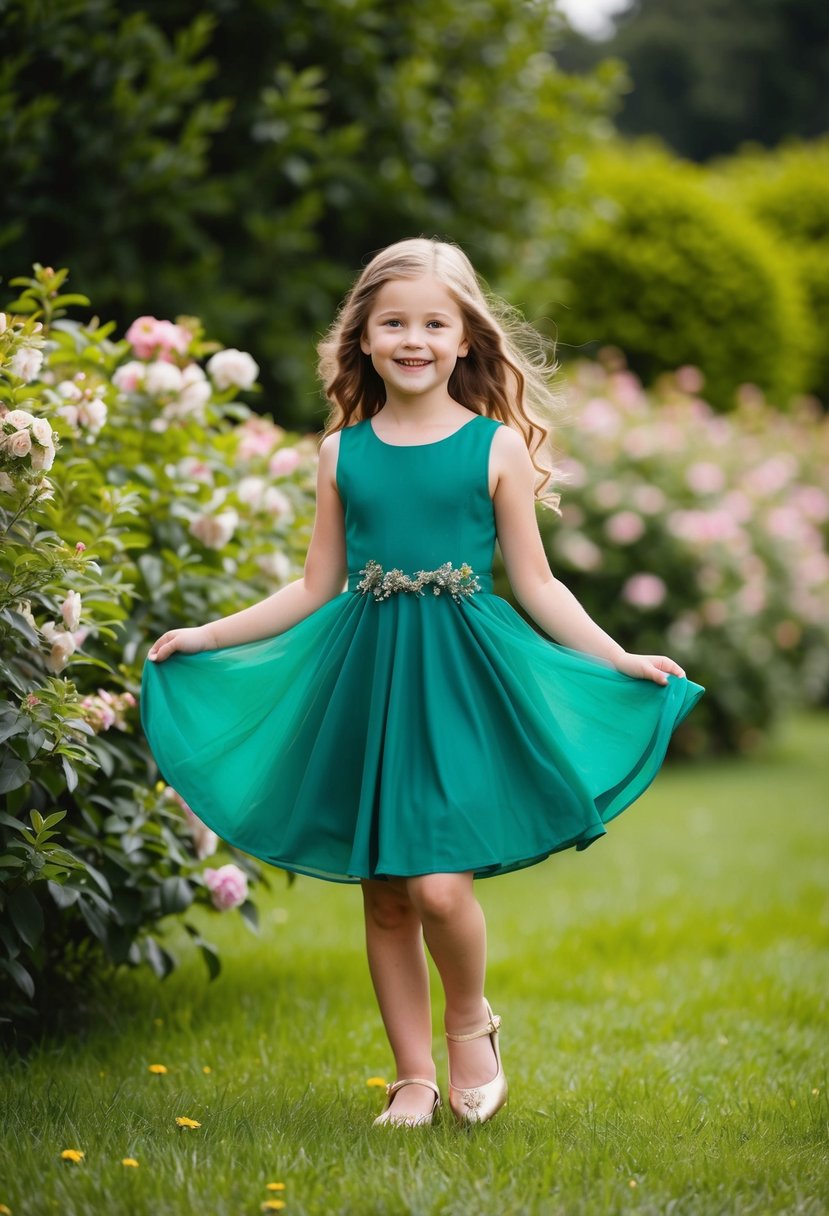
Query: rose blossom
[
  {"left": 30, "top": 417, "right": 53, "bottom": 446},
  {"left": 621, "top": 573, "right": 667, "bottom": 609},
  {"left": 61, "top": 590, "right": 82, "bottom": 631},
  {"left": 184, "top": 807, "right": 219, "bottom": 861},
  {"left": 207, "top": 348, "right": 259, "bottom": 391},
  {"left": 604, "top": 510, "right": 645, "bottom": 545},
  {"left": 268, "top": 447, "right": 301, "bottom": 478},
  {"left": 8, "top": 347, "right": 44, "bottom": 382},
  {"left": 236, "top": 475, "right": 266, "bottom": 508},
  {"left": 263, "top": 487, "right": 291, "bottom": 517},
  {"left": 203, "top": 863, "right": 248, "bottom": 911},
  {"left": 40, "top": 621, "right": 77, "bottom": 673},
  {"left": 112, "top": 361, "right": 146, "bottom": 393},
  {"left": 57, "top": 380, "right": 83, "bottom": 402},
  {"left": 144, "top": 360, "right": 184, "bottom": 396},
  {"left": 257, "top": 551, "right": 293, "bottom": 582},
  {"left": 686, "top": 461, "right": 726, "bottom": 495},
  {"left": 78, "top": 398, "right": 107, "bottom": 433},
  {"left": 236, "top": 416, "right": 284, "bottom": 459},
  {"left": 189, "top": 509, "right": 239, "bottom": 550},
  {"left": 125, "top": 316, "right": 190, "bottom": 360},
  {"left": 8, "top": 429, "right": 32, "bottom": 458},
  {"left": 4, "top": 409, "right": 36, "bottom": 429},
  {"left": 0, "top": 471, "right": 14, "bottom": 492},
  {"left": 30, "top": 441, "right": 55, "bottom": 472}
]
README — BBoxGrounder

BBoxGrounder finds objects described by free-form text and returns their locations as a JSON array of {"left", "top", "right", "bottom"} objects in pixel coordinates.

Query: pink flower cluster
[
  {"left": 203, "top": 863, "right": 248, "bottom": 911},
  {"left": 125, "top": 316, "right": 191, "bottom": 362},
  {"left": 80, "top": 688, "right": 136, "bottom": 733}
]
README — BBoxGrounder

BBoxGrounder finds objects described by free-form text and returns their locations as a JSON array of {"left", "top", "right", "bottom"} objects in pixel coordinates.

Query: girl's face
[{"left": 360, "top": 275, "right": 469, "bottom": 401}]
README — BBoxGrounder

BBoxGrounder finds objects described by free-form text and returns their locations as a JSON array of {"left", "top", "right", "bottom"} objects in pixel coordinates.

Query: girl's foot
[
  {"left": 374, "top": 1077, "right": 440, "bottom": 1126},
  {"left": 445, "top": 999, "right": 499, "bottom": 1089}
]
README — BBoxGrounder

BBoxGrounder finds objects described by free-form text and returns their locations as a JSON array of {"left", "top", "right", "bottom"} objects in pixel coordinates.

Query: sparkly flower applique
[{"left": 357, "top": 559, "right": 481, "bottom": 603}]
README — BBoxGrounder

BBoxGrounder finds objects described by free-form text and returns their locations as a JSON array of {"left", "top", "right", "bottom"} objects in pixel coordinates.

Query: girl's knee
[
  {"left": 406, "top": 872, "right": 472, "bottom": 921},
  {"left": 361, "top": 878, "right": 415, "bottom": 930}
]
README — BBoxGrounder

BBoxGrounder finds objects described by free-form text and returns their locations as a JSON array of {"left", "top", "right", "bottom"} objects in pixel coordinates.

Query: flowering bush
[
  {"left": 526, "top": 354, "right": 829, "bottom": 753},
  {"left": 0, "top": 267, "right": 318, "bottom": 1026}
]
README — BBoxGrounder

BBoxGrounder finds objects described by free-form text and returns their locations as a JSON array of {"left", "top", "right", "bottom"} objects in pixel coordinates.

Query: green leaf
[
  {"left": 144, "top": 936, "right": 176, "bottom": 979},
  {"left": 8, "top": 886, "right": 45, "bottom": 950},
  {"left": 0, "top": 756, "right": 30, "bottom": 794},
  {"left": 198, "top": 940, "right": 221, "bottom": 981},
  {"left": 160, "top": 876, "right": 193, "bottom": 915},
  {"left": 60, "top": 754, "right": 79, "bottom": 794},
  {"left": 0, "top": 957, "right": 35, "bottom": 1000},
  {"left": 239, "top": 899, "right": 259, "bottom": 934}
]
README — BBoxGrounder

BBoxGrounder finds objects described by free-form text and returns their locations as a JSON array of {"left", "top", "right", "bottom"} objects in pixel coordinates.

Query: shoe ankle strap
[
  {"left": 386, "top": 1077, "right": 441, "bottom": 1099},
  {"left": 445, "top": 1013, "right": 501, "bottom": 1042}
]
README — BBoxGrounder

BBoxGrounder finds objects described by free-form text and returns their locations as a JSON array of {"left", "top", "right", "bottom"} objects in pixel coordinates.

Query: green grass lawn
[{"left": 2, "top": 714, "right": 828, "bottom": 1216}]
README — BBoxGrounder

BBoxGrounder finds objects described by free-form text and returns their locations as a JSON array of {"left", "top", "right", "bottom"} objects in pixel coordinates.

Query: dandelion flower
[
  {"left": 148, "top": 1063, "right": 168, "bottom": 1075},
  {"left": 0, "top": 1204, "right": 12, "bottom": 1214},
  {"left": 812, "top": 1087, "right": 820, "bottom": 1095},
  {"left": 175, "top": 1116, "right": 202, "bottom": 1129},
  {"left": 261, "top": 1203, "right": 286, "bottom": 1213},
  {"left": 121, "top": 1158, "right": 139, "bottom": 1168},
  {"left": 60, "top": 1149, "right": 84, "bottom": 1163},
  {"left": 202, "top": 1066, "right": 212, "bottom": 1075},
  {"left": 266, "top": 1181, "right": 286, "bottom": 1191},
  {"left": 366, "top": 1076, "right": 387, "bottom": 1088},
  {"left": 629, "top": 1179, "right": 638, "bottom": 1188}
]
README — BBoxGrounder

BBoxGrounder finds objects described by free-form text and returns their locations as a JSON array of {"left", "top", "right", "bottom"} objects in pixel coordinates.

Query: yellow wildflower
[
  {"left": 261, "top": 1203, "right": 286, "bottom": 1213},
  {"left": 629, "top": 1179, "right": 638, "bottom": 1188},
  {"left": 175, "top": 1116, "right": 202, "bottom": 1129},
  {"left": 366, "top": 1076, "right": 387, "bottom": 1088},
  {"left": 266, "top": 1182, "right": 286, "bottom": 1191},
  {"left": 60, "top": 1149, "right": 84, "bottom": 1163},
  {"left": 0, "top": 1204, "right": 12, "bottom": 1214},
  {"left": 202, "top": 1066, "right": 212, "bottom": 1075},
  {"left": 148, "top": 1063, "right": 168, "bottom": 1075},
  {"left": 121, "top": 1158, "right": 140, "bottom": 1168},
  {"left": 812, "top": 1087, "right": 820, "bottom": 1095}
]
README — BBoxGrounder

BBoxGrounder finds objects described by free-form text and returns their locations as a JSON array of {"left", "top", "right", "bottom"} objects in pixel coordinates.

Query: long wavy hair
[{"left": 316, "top": 237, "right": 562, "bottom": 510}]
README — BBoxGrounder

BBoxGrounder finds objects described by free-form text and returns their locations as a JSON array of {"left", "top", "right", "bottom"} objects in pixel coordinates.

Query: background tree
[
  {"left": 0, "top": 0, "right": 621, "bottom": 427},
  {"left": 557, "top": 0, "right": 829, "bottom": 161}
]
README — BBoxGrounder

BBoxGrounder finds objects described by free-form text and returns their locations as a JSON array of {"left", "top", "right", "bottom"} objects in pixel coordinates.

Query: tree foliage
[{"left": 0, "top": 0, "right": 620, "bottom": 426}]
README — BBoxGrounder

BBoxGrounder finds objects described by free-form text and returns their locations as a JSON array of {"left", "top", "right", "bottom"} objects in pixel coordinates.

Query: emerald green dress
[{"left": 140, "top": 413, "right": 704, "bottom": 883}]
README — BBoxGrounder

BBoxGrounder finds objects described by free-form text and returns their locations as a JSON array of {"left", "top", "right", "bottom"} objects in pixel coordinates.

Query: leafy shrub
[
  {"left": 0, "top": 268, "right": 318, "bottom": 1029},
  {"left": 546, "top": 144, "right": 814, "bottom": 411},
  {"left": 710, "top": 137, "right": 829, "bottom": 405},
  {"left": 524, "top": 354, "right": 829, "bottom": 753}
]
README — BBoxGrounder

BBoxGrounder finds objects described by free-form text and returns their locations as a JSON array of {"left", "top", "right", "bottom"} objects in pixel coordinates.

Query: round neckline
[{"left": 367, "top": 413, "right": 481, "bottom": 449}]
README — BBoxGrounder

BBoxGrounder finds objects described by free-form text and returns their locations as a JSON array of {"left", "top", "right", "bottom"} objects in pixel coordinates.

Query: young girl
[{"left": 142, "top": 237, "right": 703, "bottom": 1129}]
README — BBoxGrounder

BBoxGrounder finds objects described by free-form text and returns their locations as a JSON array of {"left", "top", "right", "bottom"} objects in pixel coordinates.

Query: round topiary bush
[
  {"left": 548, "top": 144, "right": 814, "bottom": 410},
  {"left": 710, "top": 138, "right": 829, "bottom": 406}
]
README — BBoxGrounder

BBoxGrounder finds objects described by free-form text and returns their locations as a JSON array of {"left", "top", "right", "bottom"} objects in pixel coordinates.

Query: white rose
[
  {"left": 0, "top": 471, "right": 14, "bottom": 492},
  {"left": 176, "top": 378, "right": 212, "bottom": 415},
  {"left": 4, "top": 409, "right": 36, "bottom": 429},
  {"left": 30, "top": 441, "right": 55, "bottom": 472},
  {"left": 206, "top": 348, "right": 259, "bottom": 391},
  {"left": 236, "top": 475, "right": 266, "bottom": 508},
  {"left": 61, "top": 590, "right": 82, "bottom": 631},
  {"left": 111, "top": 361, "right": 145, "bottom": 393},
  {"left": 46, "top": 632, "right": 77, "bottom": 673},
  {"left": 8, "top": 347, "right": 44, "bottom": 383},
  {"left": 263, "top": 487, "right": 292, "bottom": 517},
  {"left": 189, "top": 509, "right": 239, "bottom": 550},
  {"left": 56, "top": 403, "right": 79, "bottom": 427},
  {"left": 144, "top": 361, "right": 184, "bottom": 396},
  {"left": 79, "top": 399, "right": 107, "bottom": 433},
  {"left": 57, "top": 380, "right": 83, "bottom": 402},
  {"left": 257, "top": 551, "right": 293, "bottom": 582},
  {"left": 31, "top": 417, "right": 54, "bottom": 446},
  {"left": 9, "top": 429, "right": 32, "bottom": 458}
]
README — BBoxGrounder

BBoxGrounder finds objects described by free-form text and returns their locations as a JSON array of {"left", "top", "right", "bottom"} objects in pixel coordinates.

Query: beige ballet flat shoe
[
  {"left": 445, "top": 998, "right": 508, "bottom": 1124},
  {"left": 372, "top": 1076, "right": 441, "bottom": 1127}
]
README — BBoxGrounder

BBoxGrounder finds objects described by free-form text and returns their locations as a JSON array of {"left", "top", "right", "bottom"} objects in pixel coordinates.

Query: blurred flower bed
[
  {"left": 530, "top": 352, "right": 829, "bottom": 754},
  {"left": 0, "top": 267, "right": 318, "bottom": 1026}
]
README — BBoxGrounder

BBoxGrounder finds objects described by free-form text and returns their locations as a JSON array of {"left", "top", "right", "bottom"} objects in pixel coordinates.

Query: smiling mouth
[{"left": 395, "top": 359, "right": 431, "bottom": 367}]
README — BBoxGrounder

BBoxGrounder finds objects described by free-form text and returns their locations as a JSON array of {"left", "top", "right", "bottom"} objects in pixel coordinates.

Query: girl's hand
[
  {"left": 614, "top": 652, "right": 686, "bottom": 686},
  {"left": 146, "top": 625, "right": 214, "bottom": 664}
]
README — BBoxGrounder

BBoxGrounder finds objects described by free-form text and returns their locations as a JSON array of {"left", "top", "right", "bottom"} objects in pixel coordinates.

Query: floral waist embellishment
[{"left": 357, "top": 559, "right": 481, "bottom": 602}]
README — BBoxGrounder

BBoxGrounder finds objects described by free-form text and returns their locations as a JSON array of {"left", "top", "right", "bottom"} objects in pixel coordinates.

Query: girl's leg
[
  {"left": 360, "top": 877, "right": 437, "bottom": 1120},
  {"left": 405, "top": 872, "right": 499, "bottom": 1090}
]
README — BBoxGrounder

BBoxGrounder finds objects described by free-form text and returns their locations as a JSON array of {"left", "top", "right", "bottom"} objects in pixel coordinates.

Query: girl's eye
[
  {"left": 426, "top": 321, "right": 445, "bottom": 329},
  {"left": 384, "top": 319, "right": 402, "bottom": 327}
]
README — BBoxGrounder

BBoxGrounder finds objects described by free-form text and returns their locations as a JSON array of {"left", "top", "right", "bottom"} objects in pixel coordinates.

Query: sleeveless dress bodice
[{"left": 140, "top": 410, "right": 703, "bottom": 884}]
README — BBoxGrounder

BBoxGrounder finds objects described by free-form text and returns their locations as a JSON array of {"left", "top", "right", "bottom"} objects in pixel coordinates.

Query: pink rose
[
  {"left": 125, "top": 316, "right": 190, "bottom": 360},
  {"left": 189, "top": 509, "right": 239, "bottom": 550},
  {"left": 203, "top": 863, "right": 248, "bottom": 910},
  {"left": 686, "top": 462, "right": 725, "bottom": 496},
  {"left": 268, "top": 447, "right": 301, "bottom": 478},
  {"left": 112, "top": 361, "right": 146, "bottom": 393},
  {"left": 621, "top": 573, "right": 667, "bottom": 609},
  {"left": 61, "top": 590, "right": 82, "bottom": 631},
  {"left": 604, "top": 510, "right": 645, "bottom": 545}
]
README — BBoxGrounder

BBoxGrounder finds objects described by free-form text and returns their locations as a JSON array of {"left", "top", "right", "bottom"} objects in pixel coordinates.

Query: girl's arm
[
  {"left": 490, "top": 427, "right": 686, "bottom": 685},
  {"left": 147, "top": 432, "right": 347, "bottom": 662}
]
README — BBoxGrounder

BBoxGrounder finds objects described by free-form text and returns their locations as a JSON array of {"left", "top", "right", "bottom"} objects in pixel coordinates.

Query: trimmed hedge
[{"left": 547, "top": 144, "right": 814, "bottom": 410}]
